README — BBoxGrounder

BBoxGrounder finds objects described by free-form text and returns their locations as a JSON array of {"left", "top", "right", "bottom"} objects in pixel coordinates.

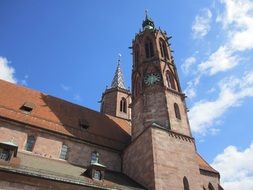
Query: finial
[
  {"left": 145, "top": 9, "right": 148, "bottom": 19},
  {"left": 118, "top": 53, "right": 122, "bottom": 65}
]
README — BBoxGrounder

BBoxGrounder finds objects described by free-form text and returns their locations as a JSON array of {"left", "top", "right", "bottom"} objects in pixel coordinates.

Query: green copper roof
[{"left": 142, "top": 10, "right": 155, "bottom": 30}]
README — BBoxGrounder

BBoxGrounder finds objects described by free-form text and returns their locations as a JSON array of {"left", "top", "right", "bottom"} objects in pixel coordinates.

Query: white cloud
[
  {"left": 189, "top": 71, "right": 253, "bottom": 134},
  {"left": 185, "top": 0, "right": 253, "bottom": 97},
  {"left": 73, "top": 94, "right": 82, "bottom": 102},
  {"left": 218, "top": 0, "right": 253, "bottom": 51},
  {"left": 60, "top": 84, "right": 70, "bottom": 91},
  {"left": 21, "top": 74, "right": 29, "bottom": 86},
  {"left": 198, "top": 46, "right": 238, "bottom": 75},
  {"left": 181, "top": 56, "right": 196, "bottom": 74},
  {"left": 0, "top": 56, "right": 17, "bottom": 83},
  {"left": 184, "top": 76, "right": 200, "bottom": 99},
  {"left": 192, "top": 8, "right": 212, "bottom": 38},
  {"left": 212, "top": 142, "right": 253, "bottom": 190}
]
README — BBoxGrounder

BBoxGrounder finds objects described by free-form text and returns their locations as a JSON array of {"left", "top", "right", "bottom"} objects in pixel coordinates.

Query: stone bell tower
[
  {"left": 131, "top": 12, "right": 192, "bottom": 139},
  {"left": 100, "top": 56, "right": 131, "bottom": 120},
  {"left": 123, "top": 13, "right": 202, "bottom": 190}
]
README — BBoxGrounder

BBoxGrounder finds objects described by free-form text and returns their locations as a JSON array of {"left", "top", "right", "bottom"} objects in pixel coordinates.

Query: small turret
[{"left": 100, "top": 55, "right": 131, "bottom": 120}]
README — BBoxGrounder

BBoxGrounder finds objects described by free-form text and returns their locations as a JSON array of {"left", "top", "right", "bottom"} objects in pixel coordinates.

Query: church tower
[
  {"left": 131, "top": 13, "right": 191, "bottom": 139},
  {"left": 100, "top": 57, "right": 131, "bottom": 120},
  {"left": 123, "top": 13, "right": 202, "bottom": 190}
]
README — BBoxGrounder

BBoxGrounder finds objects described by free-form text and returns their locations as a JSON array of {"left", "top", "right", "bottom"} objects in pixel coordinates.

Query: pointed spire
[
  {"left": 111, "top": 54, "right": 126, "bottom": 89},
  {"left": 145, "top": 9, "right": 148, "bottom": 20},
  {"left": 142, "top": 9, "right": 155, "bottom": 30}
]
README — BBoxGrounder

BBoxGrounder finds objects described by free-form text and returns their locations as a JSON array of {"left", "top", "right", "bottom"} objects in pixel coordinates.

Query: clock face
[{"left": 144, "top": 73, "right": 161, "bottom": 86}]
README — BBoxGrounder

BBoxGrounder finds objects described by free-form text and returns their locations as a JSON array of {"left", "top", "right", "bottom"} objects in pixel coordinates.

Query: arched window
[
  {"left": 174, "top": 103, "right": 181, "bottom": 120},
  {"left": 183, "top": 177, "right": 190, "bottom": 190},
  {"left": 59, "top": 144, "right": 68, "bottom": 160},
  {"left": 159, "top": 39, "right": 168, "bottom": 59},
  {"left": 166, "top": 71, "right": 176, "bottom": 90},
  {"left": 134, "top": 45, "right": 140, "bottom": 66},
  {"left": 145, "top": 38, "right": 154, "bottom": 58},
  {"left": 25, "top": 135, "right": 36, "bottom": 151},
  {"left": 134, "top": 76, "right": 141, "bottom": 98},
  {"left": 120, "top": 98, "right": 127, "bottom": 113},
  {"left": 208, "top": 183, "right": 215, "bottom": 190},
  {"left": 91, "top": 151, "right": 99, "bottom": 164}
]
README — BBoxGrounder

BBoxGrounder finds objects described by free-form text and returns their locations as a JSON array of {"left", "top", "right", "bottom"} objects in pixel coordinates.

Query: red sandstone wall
[
  {"left": 123, "top": 127, "right": 155, "bottom": 190},
  {"left": 0, "top": 119, "right": 121, "bottom": 172},
  {"left": 151, "top": 127, "right": 201, "bottom": 189},
  {"left": 165, "top": 91, "right": 191, "bottom": 136},
  {"left": 199, "top": 170, "right": 220, "bottom": 190}
]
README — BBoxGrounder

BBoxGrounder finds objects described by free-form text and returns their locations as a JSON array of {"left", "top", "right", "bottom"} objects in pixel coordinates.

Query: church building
[{"left": 0, "top": 14, "right": 223, "bottom": 190}]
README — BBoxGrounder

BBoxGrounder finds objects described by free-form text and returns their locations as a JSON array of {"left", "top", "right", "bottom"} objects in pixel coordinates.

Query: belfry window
[
  {"left": 183, "top": 177, "right": 190, "bottom": 190},
  {"left": 134, "top": 45, "right": 140, "bottom": 66},
  {"left": 174, "top": 103, "right": 181, "bottom": 120},
  {"left": 59, "top": 144, "right": 68, "bottom": 160},
  {"left": 166, "top": 71, "right": 176, "bottom": 90},
  {"left": 120, "top": 98, "right": 127, "bottom": 113},
  {"left": 145, "top": 39, "right": 154, "bottom": 58},
  {"left": 91, "top": 151, "right": 99, "bottom": 164},
  {"left": 25, "top": 135, "right": 36, "bottom": 152},
  {"left": 159, "top": 39, "right": 168, "bottom": 59}
]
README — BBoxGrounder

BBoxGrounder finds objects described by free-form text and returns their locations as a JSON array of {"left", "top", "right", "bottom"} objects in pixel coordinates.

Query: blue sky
[{"left": 1, "top": 1, "right": 253, "bottom": 189}]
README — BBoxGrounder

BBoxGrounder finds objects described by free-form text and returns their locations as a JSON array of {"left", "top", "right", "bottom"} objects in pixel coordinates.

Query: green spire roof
[{"left": 142, "top": 10, "right": 155, "bottom": 30}]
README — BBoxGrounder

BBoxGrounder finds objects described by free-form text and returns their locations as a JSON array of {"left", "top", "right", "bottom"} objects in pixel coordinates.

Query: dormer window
[
  {"left": 20, "top": 102, "right": 35, "bottom": 113},
  {"left": 91, "top": 151, "right": 99, "bottom": 164},
  {"left": 79, "top": 118, "right": 89, "bottom": 129},
  {"left": 84, "top": 151, "right": 106, "bottom": 181},
  {"left": 0, "top": 141, "right": 18, "bottom": 162},
  {"left": 0, "top": 149, "right": 11, "bottom": 161}
]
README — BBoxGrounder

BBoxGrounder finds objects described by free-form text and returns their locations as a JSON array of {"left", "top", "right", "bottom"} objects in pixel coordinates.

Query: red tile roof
[
  {"left": 0, "top": 79, "right": 131, "bottom": 151},
  {"left": 196, "top": 153, "right": 219, "bottom": 174},
  {"left": 0, "top": 79, "right": 219, "bottom": 174}
]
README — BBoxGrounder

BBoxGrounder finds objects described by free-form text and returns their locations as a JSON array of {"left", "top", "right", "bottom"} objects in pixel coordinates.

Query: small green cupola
[{"left": 142, "top": 10, "right": 155, "bottom": 30}]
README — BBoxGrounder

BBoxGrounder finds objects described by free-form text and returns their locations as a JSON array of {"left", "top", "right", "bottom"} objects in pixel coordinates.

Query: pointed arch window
[
  {"left": 134, "top": 45, "right": 140, "bottom": 67},
  {"left": 120, "top": 98, "right": 127, "bottom": 113},
  {"left": 174, "top": 103, "right": 181, "bottom": 120},
  {"left": 208, "top": 183, "right": 215, "bottom": 190},
  {"left": 166, "top": 71, "right": 176, "bottom": 90},
  {"left": 159, "top": 39, "right": 168, "bottom": 59},
  {"left": 145, "top": 38, "right": 154, "bottom": 58},
  {"left": 134, "top": 76, "right": 141, "bottom": 98},
  {"left": 25, "top": 135, "right": 36, "bottom": 152},
  {"left": 183, "top": 177, "right": 190, "bottom": 190}
]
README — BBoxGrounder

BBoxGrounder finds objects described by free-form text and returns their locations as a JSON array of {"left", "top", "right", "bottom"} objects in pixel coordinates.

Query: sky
[{"left": 1, "top": 1, "right": 253, "bottom": 189}]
